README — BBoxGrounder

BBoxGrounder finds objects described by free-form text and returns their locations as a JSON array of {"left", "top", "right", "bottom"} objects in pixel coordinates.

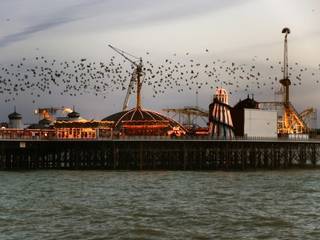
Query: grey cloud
[
  {"left": 128, "top": 0, "right": 252, "bottom": 25},
  {"left": 92, "top": 0, "right": 253, "bottom": 30},
  {"left": 0, "top": 18, "right": 79, "bottom": 48},
  {"left": 0, "top": 0, "right": 252, "bottom": 48},
  {"left": 0, "top": 0, "right": 107, "bottom": 48}
]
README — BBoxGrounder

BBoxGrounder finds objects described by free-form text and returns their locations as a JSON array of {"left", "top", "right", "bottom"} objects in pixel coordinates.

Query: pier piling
[{"left": 0, "top": 139, "right": 319, "bottom": 170}]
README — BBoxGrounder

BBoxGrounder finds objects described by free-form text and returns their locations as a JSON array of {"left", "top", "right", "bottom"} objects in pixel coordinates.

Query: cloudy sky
[{"left": 0, "top": 0, "right": 320, "bottom": 123}]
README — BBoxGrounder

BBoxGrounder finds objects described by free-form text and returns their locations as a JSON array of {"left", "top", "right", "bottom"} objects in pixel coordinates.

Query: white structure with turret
[{"left": 8, "top": 107, "right": 24, "bottom": 129}]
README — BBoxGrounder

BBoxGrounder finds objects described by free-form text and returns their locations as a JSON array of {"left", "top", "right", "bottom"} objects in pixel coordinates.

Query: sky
[{"left": 0, "top": 0, "right": 320, "bottom": 124}]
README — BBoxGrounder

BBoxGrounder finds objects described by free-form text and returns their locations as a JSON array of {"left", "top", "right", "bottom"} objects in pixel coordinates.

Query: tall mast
[
  {"left": 283, "top": 30, "right": 289, "bottom": 80},
  {"left": 280, "top": 27, "right": 291, "bottom": 104},
  {"left": 136, "top": 58, "right": 143, "bottom": 109}
]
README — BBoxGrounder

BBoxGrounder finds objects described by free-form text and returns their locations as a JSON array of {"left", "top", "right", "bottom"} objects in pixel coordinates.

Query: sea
[{"left": 1, "top": 170, "right": 320, "bottom": 240}]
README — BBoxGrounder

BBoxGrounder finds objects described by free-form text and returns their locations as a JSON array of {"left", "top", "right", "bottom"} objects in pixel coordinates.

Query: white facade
[
  {"left": 244, "top": 109, "right": 277, "bottom": 138},
  {"left": 8, "top": 119, "right": 24, "bottom": 129}
]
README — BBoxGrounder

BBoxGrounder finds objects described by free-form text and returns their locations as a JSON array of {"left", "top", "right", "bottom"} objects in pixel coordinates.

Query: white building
[
  {"left": 244, "top": 109, "right": 277, "bottom": 138},
  {"left": 8, "top": 109, "right": 24, "bottom": 129}
]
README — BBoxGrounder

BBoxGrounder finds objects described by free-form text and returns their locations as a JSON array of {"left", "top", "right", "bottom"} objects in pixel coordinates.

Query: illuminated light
[{"left": 123, "top": 125, "right": 168, "bottom": 129}]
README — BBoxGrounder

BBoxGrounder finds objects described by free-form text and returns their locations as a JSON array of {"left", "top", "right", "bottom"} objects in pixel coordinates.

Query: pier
[{"left": 0, "top": 138, "right": 319, "bottom": 170}]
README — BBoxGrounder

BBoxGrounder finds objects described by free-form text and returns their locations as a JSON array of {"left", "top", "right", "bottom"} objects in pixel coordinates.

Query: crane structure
[
  {"left": 260, "top": 28, "right": 309, "bottom": 135},
  {"left": 162, "top": 106, "right": 209, "bottom": 127},
  {"left": 108, "top": 45, "right": 144, "bottom": 110}
]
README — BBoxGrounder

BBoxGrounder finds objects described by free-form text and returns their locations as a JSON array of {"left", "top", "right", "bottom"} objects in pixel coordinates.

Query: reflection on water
[{"left": 1, "top": 170, "right": 320, "bottom": 239}]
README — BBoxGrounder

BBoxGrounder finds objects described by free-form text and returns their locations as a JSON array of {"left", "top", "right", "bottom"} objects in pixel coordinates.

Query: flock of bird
[{"left": 0, "top": 49, "right": 319, "bottom": 104}]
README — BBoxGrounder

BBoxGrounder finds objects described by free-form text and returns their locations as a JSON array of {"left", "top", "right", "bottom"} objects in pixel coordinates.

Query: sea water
[{"left": 1, "top": 170, "right": 320, "bottom": 240}]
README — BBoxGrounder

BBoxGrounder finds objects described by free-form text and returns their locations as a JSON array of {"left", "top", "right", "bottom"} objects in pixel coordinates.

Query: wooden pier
[{"left": 0, "top": 138, "right": 319, "bottom": 170}]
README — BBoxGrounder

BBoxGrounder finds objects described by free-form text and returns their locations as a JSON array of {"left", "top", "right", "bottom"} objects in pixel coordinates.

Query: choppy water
[{"left": 1, "top": 170, "right": 320, "bottom": 240}]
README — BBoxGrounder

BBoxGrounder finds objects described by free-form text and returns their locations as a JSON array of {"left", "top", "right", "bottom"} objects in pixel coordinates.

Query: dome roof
[
  {"left": 215, "top": 88, "right": 228, "bottom": 96},
  {"left": 8, "top": 111, "right": 22, "bottom": 120},
  {"left": 67, "top": 111, "right": 80, "bottom": 119},
  {"left": 102, "top": 107, "right": 186, "bottom": 131},
  {"left": 214, "top": 87, "right": 229, "bottom": 104},
  {"left": 39, "top": 118, "right": 52, "bottom": 126}
]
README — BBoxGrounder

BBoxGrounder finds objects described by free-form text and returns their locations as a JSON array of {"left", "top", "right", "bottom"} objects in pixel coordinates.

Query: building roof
[
  {"left": 231, "top": 95, "right": 259, "bottom": 137},
  {"left": 8, "top": 111, "right": 22, "bottom": 120},
  {"left": 56, "top": 109, "right": 86, "bottom": 122},
  {"left": 54, "top": 120, "right": 114, "bottom": 128},
  {"left": 102, "top": 107, "right": 186, "bottom": 131},
  {"left": 67, "top": 111, "right": 80, "bottom": 119},
  {"left": 214, "top": 87, "right": 229, "bottom": 104},
  {"left": 233, "top": 95, "right": 259, "bottom": 110},
  {"left": 39, "top": 118, "right": 52, "bottom": 126}
]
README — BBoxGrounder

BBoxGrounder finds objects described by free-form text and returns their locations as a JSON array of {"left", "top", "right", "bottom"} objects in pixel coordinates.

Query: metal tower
[
  {"left": 280, "top": 28, "right": 291, "bottom": 104},
  {"left": 260, "top": 28, "right": 309, "bottom": 135},
  {"left": 278, "top": 28, "right": 308, "bottom": 135}
]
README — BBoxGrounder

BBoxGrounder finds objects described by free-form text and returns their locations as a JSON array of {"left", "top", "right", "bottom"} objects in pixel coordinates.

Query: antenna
[{"left": 196, "top": 91, "right": 199, "bottom": 108}]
